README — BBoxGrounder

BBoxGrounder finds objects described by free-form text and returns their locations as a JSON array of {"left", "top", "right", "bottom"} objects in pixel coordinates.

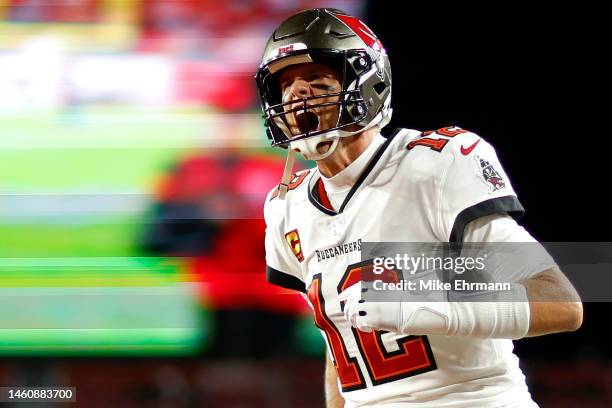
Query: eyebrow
[{"left": 280, "top": 67, "right": 334, "bottom": 83}]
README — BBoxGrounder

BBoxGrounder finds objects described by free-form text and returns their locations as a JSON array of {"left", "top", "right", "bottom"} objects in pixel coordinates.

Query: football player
[{"left": 256, "top": 8, "right": 582, "bottom": 408}]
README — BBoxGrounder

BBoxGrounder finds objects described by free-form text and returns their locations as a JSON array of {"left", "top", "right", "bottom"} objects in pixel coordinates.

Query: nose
[{"left": 290, "top": 78, "right": 311, "bottom": 99}]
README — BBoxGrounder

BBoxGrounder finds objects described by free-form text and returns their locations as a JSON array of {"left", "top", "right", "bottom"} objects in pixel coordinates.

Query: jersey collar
[{"left": 307, "top": 128, "right": 402, "bottom": 216}]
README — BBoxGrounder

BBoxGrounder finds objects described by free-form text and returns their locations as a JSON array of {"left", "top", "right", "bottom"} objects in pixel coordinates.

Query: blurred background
[{"left": 0, "top": 1, "right": 609, "bottom": 407}]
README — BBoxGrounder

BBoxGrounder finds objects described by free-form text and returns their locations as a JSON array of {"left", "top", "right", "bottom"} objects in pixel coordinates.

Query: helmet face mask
[
  {"left": 257, "top": 49, "right": 371, "bottom": 148},
  {"left": 255, "top": 9, "right": 392, "bottom": 156}
]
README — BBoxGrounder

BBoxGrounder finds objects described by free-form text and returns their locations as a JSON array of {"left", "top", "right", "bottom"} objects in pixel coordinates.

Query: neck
[{"left": 316, "top": 127, "right": 379, "bottom": 178}]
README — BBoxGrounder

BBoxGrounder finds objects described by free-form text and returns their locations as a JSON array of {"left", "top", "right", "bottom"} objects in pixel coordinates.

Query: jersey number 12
[{"left": 308, "top": 260, "right": 438, "bottom": 392}]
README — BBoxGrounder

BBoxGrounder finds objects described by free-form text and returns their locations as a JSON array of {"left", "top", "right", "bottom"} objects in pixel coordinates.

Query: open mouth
[{"left": 295, "top": 111, "right": 319, "bottom": 134}]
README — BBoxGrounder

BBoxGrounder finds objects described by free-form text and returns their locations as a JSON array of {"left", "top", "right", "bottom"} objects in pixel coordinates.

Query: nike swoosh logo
[{"left": 461, "top": 139, "right": 481, "bottom": 156}]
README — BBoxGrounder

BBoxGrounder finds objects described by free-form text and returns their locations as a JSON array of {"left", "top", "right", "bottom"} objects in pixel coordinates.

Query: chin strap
[
  {"left": 278, "top": 148, "right": 296, "bottom": 200},
  {"left": 277, "top": 111, "right": 388, "bottom": 199},
  {"left": 290, "top": 135, "right": 339, "bottom": 161}
]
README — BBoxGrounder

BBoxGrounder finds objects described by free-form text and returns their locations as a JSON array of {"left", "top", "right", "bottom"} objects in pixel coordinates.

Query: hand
[
  {"left": 338, "top": 281, "right": 451, "bottom": 335},
  {"left": 338, "top": 281, "right": 398, "bottom": 333}
]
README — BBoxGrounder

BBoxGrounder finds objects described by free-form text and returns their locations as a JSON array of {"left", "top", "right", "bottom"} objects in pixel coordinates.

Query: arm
[
  {"left": 325, "top": 352, "right": 344, "bottom": 408},
  {"left": 339, "top": 131, "right": 583, "bottom": 339},
  {"left": 522, "top": 266, "right": 583, "bottom": 336},
  {"left": 340, "top": 215, "right": 584, "bottom": 339},
  {"left": 465, "top": 214, "right": 583, "bottom": 336}
]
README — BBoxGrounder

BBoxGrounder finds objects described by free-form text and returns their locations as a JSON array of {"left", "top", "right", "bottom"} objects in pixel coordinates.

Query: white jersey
[{"left": 264, "top": 127, "right": 541, "bottom": 407}]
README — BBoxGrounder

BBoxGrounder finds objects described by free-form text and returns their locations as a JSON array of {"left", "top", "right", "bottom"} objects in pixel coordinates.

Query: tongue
[{"left": 296, "top": 111, "right": 319, "bottom": 133}]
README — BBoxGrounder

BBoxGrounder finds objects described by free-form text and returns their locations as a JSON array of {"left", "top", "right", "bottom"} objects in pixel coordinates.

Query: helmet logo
[
  {"left": 278, "top": 44, "right": 294, "bottom": 55},
  {"left": 270, "top": 42, "right": 307, "bottom": 61},
  {"left": 332, "top": 13, "right": 384, "bottom": 53}
]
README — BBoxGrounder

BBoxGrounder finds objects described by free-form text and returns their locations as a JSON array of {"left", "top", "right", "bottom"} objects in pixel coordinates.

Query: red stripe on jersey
[{"left": 317, "top": 178, "right": 335, "bottom": 212}]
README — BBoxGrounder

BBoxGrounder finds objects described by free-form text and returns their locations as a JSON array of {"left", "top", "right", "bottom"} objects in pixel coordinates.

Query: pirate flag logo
[{"left": 477, "top": 156, "right": 506, "bottom": 192}]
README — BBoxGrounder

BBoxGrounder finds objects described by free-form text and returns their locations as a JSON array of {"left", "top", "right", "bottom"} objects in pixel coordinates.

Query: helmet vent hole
[
  {"left": 329, "top": 29, "right": 353, "bottom": 39},
  {"left": 373, "top": 82, "right": 387, "bottom": 95}
]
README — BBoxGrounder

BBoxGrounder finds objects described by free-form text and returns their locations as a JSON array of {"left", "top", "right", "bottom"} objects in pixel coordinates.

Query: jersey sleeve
[
  {"left": 463, "top": 214, "right": 558, "bottom": 282},
  {"left": 263, "top": 190, "right": 306, "bottom": 293},
  {"left": 435, "top": 132, "right": 525, "bottom": 243}
]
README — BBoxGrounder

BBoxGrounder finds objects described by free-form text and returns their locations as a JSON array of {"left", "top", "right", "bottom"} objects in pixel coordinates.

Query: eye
[
  {"left": 306, "top": 72, "right": 327, "bottom": 82},
  {"left": 279, "top": 79, "right": 291, "bottom": 92},
  {"left": 311, "top": 83, "right": 337, "bottom": 91},
  {"left": 310, "top": 74, "right": 338, "bottom": 91}
]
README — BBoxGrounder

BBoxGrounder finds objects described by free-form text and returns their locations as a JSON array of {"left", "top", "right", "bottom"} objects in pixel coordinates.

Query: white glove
[
  {"left": 338, "top": 281, "right": 530, "bottom": 339},
  {"left": 338, "top": 281, "right": 450, "bottom": 335}
]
